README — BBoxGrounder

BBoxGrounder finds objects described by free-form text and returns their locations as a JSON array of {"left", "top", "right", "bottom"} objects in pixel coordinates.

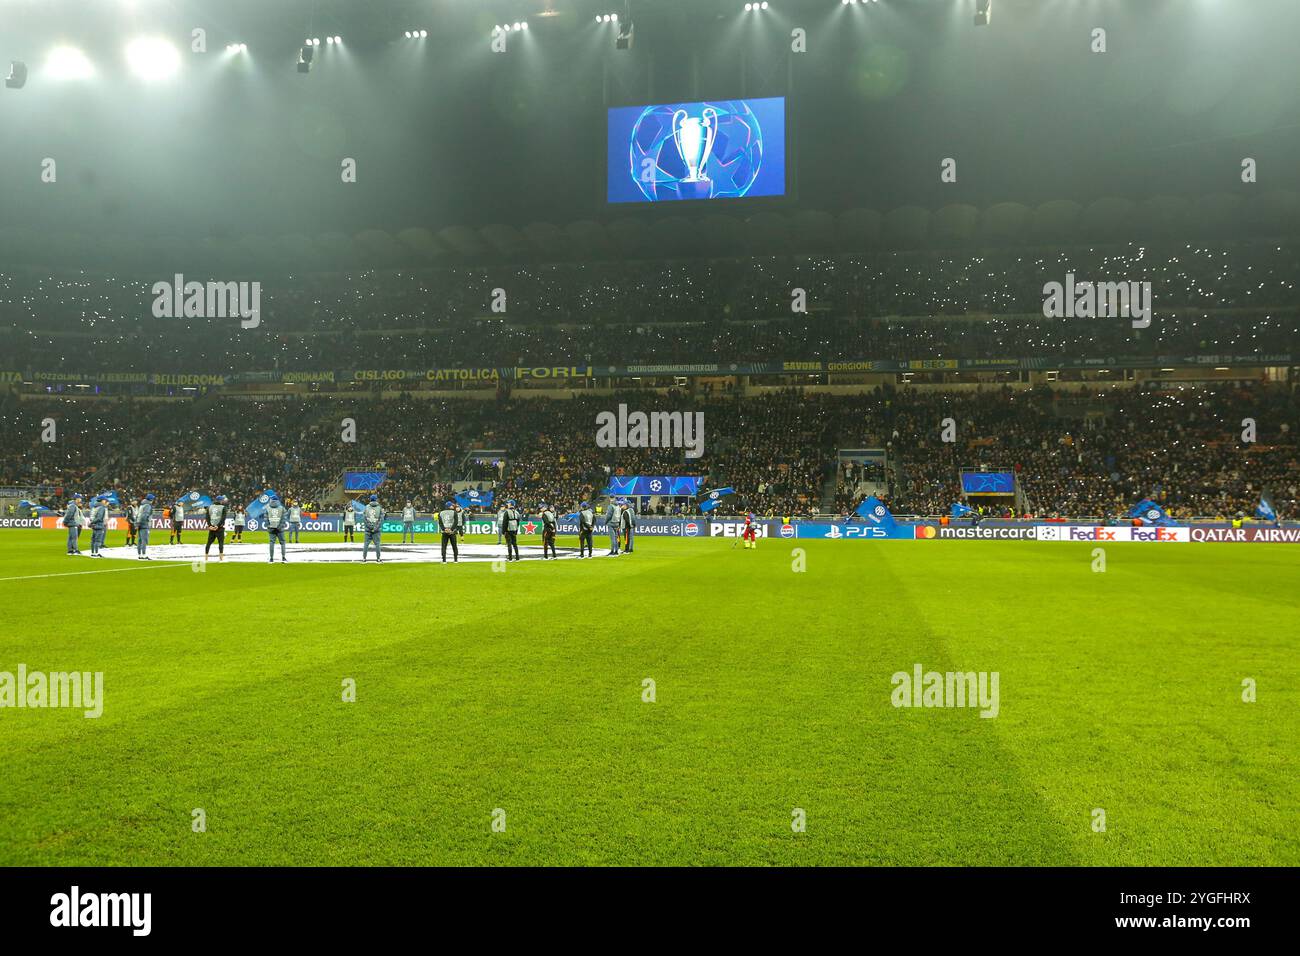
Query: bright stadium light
[
  {"left": 125, "top": 37, "right": 180, "bottom": 81},
  {"left": 45, "top": 46, "right": 94, "bottom": 81}
]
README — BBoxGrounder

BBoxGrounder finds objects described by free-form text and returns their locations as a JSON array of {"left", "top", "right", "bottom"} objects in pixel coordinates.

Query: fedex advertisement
[
  {"left": 607, "top": 97, "right": 786, "bottom": 204},
  {"left": 1035, "top": 525, "right": 1191, "bottom": 542}
]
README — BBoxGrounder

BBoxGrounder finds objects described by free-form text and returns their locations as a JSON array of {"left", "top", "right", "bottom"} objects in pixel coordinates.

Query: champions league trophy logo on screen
[
  {"left": 629, "top": 100, "right": 764, "bottom": 201},
  {"left": 672, "top": 107, "right": 718, "bottom": 185}
]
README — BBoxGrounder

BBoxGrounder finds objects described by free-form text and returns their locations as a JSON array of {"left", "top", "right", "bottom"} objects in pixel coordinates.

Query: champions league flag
[
  {"left": 854, "top": 495, "right": 898, "bottom": 531},
  {"left": 951, "top": 502, "right": 976, "bottom": 519},
  {"left": 1256, "top": 492, "right": 1278, "bottom": 523},
  {"left": 455, "top": 488, "right": 494, "bottom": 510},
  {"left": 698, "top": 487, "right": 735, "bottom": 512}
]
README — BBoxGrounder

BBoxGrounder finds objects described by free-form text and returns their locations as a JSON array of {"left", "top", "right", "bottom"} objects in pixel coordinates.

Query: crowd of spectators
[
  {"left": 2, "top": 242, "right": 1298, "bottom": 374},
  {"left": 3, "top": 383, "right": 1295, "bottom": 522}
]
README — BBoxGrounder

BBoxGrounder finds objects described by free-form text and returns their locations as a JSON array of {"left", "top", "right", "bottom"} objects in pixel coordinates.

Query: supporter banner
[
  {"left": 26, "top": 371, "right": 150, "bottom": 384},
  {"left": 10, "top": 353, "right": 1297, "bottom": 390},
  {"left": 425, "top": 368, "right": 501, "bottom": 383},
  {"left": 513, "top": 366, "right": 593, "bottom": 382},
  {"left": 598, "top": 363, "right": 788, "bottom": 378},
  {"left": 150, "top": 374, "right": 229, "bottom": 387}
]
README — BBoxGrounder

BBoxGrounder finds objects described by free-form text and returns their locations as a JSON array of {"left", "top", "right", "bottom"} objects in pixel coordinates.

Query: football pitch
[{"left": 1, "top": 529, "right": 1296, "bottom": 866}]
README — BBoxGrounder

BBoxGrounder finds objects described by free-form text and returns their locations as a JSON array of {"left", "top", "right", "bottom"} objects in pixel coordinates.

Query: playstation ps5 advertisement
[{"left": 607, "top": 97, "right": 787, "bottom": 203}]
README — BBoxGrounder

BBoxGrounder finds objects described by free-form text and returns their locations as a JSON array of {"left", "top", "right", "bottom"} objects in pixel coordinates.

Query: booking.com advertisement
[{"left": 607, "top": 97, "right": 786, "bottom": 203}]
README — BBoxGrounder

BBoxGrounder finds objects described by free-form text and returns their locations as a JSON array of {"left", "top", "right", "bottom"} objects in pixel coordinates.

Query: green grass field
[{"left": 0, "top": 528, "right": 1296, "bottom": 866}]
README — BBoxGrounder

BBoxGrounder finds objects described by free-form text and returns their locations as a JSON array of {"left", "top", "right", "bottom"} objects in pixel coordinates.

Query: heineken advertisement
[{"left": 4, "top": 353, "right": 1293, "bottom": 388}]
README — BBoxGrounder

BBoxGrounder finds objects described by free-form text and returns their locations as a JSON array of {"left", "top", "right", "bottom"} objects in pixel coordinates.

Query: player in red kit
[{"left": 742, "top": 512, "right": 758, "bottom": 550}]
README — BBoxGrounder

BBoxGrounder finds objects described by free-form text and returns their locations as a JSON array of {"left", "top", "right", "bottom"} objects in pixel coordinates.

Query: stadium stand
[
  {"left": 4, "top": 383, "right": 1296, "bottom": 522},
  {"left": 2, "top": 242, "right": 1299, "bottom": 372}
]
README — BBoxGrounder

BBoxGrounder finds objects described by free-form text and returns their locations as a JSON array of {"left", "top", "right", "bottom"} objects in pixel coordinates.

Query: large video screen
[
  {"left": 961, "top": 472, "right": 1016, "bottom": 495},
  {"left": 607, "top": 97, "right": 786, "bottom": 204},
  {"left": 604, "top": 476, "right": 702, "bottom": 497}
]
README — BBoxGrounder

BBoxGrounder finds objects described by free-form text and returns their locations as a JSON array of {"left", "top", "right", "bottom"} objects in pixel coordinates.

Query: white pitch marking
[{"left": 0, "top": 563, "right": 191, "bottom": 583}]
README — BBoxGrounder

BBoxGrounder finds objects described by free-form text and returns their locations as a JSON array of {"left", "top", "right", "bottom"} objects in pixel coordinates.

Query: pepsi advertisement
[{"left": 607, "top": 97, "right": 786, "bottom": 204}]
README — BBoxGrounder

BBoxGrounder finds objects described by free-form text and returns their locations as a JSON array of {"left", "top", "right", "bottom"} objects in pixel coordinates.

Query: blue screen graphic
[
  {"left": 344, "top": 471, "right": 387, "bottom": 492},
  {"left": 605, "top": 476, "right": 702, "bottom": 497},
  {"left": 607, "top": 97, "right": 786, "bottom": 204},
  {"left": 961, "top": 472, "right": 1016, "bottom": 495}
]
